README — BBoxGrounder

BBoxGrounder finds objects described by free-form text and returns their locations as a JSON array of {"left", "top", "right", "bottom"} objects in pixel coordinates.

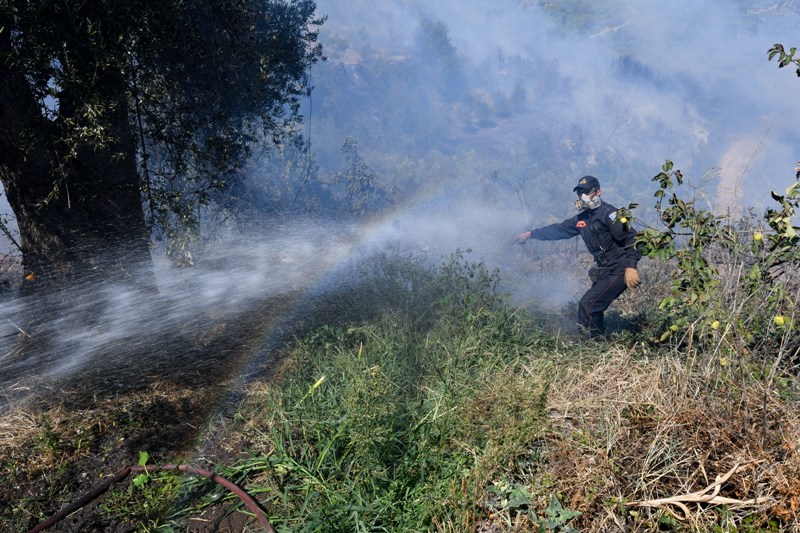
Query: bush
[{"left": 628, "top": 161, "right": 800, "bottom": 368}]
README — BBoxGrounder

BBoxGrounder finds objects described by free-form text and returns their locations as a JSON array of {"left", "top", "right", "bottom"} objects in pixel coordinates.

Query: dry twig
[{"left": 629, "top": 463, "right": 773, "bottom": 520}]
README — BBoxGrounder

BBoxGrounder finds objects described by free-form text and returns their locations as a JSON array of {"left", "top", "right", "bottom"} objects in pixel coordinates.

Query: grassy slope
[{"left": 1, "top": 251, "right": 799, "bottom": 532}]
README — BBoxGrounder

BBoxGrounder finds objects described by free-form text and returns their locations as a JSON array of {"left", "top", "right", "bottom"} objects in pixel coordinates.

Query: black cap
[{"left": 573, "top": 175, "right": 600, "bottom": 192}]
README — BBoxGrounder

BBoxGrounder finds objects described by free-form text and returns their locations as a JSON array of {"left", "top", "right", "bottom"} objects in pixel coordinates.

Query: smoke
[
  {"left": 288, "top": 0, "right": 800, "bottom": 311},
  {"left": 3, "top": 1, "right": 800, "bottom": 398},
  {"left": 0, "top": 212, "right": 535, "bottom": 398},
  {"left": 311, "top": 0, "right": 800, "bottom": 204},
  {"left": 0, "top": 221, "right": 363, "bottom": 395}
]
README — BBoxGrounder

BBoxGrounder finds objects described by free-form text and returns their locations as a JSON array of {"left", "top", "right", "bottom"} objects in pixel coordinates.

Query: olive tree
[{"left": 0, "top": 0, "right": 323, "bottom": 289}]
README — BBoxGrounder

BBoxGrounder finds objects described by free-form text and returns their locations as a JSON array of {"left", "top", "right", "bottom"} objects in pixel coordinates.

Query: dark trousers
[{"left": 578, "top": 269, "right": 628, "bottom": 338}]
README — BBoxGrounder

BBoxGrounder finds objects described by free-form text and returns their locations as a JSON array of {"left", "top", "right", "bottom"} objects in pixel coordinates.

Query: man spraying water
[{"left": 514, "top": 175, "right": 641, "bottom": 339}]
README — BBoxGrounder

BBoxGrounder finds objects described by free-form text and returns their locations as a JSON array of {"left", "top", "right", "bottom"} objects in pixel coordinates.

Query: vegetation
[
  {"left": 3, "top": 18, "right": 800, "bottom": 533},
  {"left": 4, "top": 172, "right": 800, "bottom": 529},
  {"left": 0, "top": 0, "right": 323, "bottom": 286},
  {"left": 195, "top": 168, "right": 800, "bottom": 531},
  {"left": 627, "top": 161, "right": 800, "bottom": 356}
]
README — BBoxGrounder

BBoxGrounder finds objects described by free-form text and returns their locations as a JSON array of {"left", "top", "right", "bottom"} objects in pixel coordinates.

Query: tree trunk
[{"left": 0, "top": 31, "right": 155, "bottom": 294}]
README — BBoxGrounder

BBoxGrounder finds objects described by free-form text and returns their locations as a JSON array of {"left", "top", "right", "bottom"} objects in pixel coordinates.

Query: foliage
[
  {"left": 486, "top": 482, "right": 581, "bottom": 533},
  {"left": 414, "top": 18, "right": 466, "bottom": 100},
  {"left": 629, "top": 160, "right": 800, "bottom": 361},
  {"left": 103, "top": 466, "right": 183, "bottom": 530},
  {"left": 530, "top": 494, "right": 582, "bottom": 532},
  {"left": 768, "top": 43, "right": 800, "bottom": 77},
  {"left": 133, "top": 0, "right": 325, "bottom": 250},
  {"left": 628, "top": 161, "right": 725, "bottom": 339},
  {"left": 330, "top": 136, "right": 396, "bottom": 217},
  {"left": 0, "top": 0, "right": 324, "bottom": 273}
]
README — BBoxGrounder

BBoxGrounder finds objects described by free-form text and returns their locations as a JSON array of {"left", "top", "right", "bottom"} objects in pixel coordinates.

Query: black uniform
[{"left": 529, "top": 201, "right": 641, "bottom": 338}]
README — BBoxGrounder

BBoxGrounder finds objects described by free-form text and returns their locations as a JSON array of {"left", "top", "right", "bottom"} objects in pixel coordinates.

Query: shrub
[{"left": 627, "top": 161, "right": 800, "bottom": 368}]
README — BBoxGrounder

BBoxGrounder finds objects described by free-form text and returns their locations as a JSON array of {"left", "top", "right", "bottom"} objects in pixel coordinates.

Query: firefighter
[{"left": 514, "top": 175, "right": 641, "bottom": 339}]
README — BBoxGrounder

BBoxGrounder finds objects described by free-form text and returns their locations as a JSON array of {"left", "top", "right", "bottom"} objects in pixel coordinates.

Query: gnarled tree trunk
[{"left": 0, "top": 29, "right": 155, "bottom": 293}]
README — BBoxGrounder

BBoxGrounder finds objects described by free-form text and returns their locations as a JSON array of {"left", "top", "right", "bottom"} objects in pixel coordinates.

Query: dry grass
[
  {"left": 538, "top": 347, "right": 800, "bottom": 531},
  {"left": 0, "top": 405, "right": 53, "bottom": 449}
]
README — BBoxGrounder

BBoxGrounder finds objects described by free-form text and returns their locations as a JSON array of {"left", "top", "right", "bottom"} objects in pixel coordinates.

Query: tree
[
  {"left": 332, "top": 136, "right": 394, "bottom": 216},
  {"left": 0, "top": 0, "right": 323, "bottom": 290},
  {"left": 415, "top": 18, "right": 466, "bottom": 101}
]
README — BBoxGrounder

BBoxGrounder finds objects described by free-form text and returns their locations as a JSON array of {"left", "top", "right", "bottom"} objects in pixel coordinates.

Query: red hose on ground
[{"left": 27, "top": 463, "right": 275, "bottom": 533}]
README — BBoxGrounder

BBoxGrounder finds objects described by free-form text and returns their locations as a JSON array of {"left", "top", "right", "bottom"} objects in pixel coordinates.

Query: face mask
[{"left": 575, "top": 192, "right": 602, "bottom": 211}]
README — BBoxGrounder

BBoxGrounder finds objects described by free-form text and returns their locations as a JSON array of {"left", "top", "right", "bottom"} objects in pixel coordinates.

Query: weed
[
  {"left": 102, "top": 453, "right": 183, "bottom": 529},
  {"left": 205, "top": 252, "right": 554, "bottom": 531},
  {"left": 529, "top": 494, "right": 582, "bottom": 532}
]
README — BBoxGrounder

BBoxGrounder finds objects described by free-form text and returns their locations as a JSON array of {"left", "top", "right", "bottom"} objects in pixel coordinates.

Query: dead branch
[{"left": 629, "top": 463, "right": 773, "bottom": 520}]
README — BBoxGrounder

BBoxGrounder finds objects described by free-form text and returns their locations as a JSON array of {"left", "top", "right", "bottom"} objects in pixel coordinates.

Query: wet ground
[{"left": 0, "top": 288, "right": 307, "bottom": 532}]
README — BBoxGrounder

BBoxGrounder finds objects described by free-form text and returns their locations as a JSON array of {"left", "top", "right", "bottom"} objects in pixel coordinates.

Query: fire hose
[{"left": 27, "top": 463, "right": 275, "bottom": 533}]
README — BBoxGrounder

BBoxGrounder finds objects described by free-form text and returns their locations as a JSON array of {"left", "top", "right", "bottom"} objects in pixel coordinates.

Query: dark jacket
[{"left": 529, "top": 202, "right": 641, "bottom": 269}]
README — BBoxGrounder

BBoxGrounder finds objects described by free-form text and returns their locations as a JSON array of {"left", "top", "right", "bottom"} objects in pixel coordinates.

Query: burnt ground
[{"left": 0, "top": 287, "right": 310, "bottom": 532}]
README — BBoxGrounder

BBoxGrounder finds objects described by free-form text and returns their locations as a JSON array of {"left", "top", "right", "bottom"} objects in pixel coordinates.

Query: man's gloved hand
[
  {"left": 624, "top": 267, "right": 640, "bottom": 288},
  {"left": 513, "top": 231, "right": 532, "bottom": 244}
]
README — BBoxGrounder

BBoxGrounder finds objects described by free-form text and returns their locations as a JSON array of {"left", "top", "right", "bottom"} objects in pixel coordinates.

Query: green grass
[{"left": 208, "top": 253, "right": 562, "bottom": 531}]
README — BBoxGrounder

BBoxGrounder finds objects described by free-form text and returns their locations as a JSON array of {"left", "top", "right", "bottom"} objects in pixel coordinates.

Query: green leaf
[
  {"left": 133, "top": 473, "right": 149, "bottom": 489},
  {"left": 548, "top": 494, "right": 564, "bottom": 513},
  {"left": 507, "top": 485, "right": 533, "bottom": 510},
  {"left": 138, "top": 450, "right": 149, "bottom": 467}
]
